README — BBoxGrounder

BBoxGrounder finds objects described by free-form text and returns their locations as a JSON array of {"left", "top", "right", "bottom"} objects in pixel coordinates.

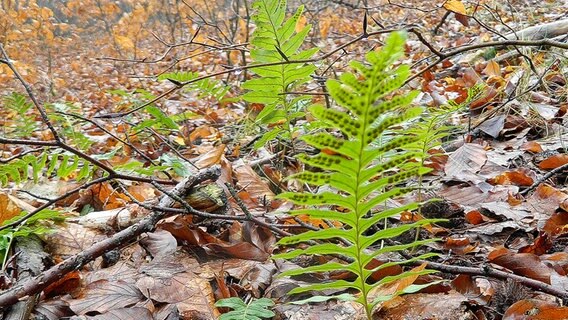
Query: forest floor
[{"left": 1, "top": 0, "right": 568, "bottom": 319}]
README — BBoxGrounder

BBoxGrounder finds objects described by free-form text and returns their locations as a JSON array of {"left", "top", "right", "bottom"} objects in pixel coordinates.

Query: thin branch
[{"left": 521, "top": 162, "right": 568, "bottom": 196}]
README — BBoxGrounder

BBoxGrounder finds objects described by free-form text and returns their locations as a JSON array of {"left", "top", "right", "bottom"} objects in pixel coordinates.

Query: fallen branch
[
  {"left": 424, "top": 260, "right": 568, "bottom": 300},
  {"left": 505, "top": 19, "right": 568, "bottom": 40},
  {"left": 0, "top": 166, "right": 220, "bottom": 308}
]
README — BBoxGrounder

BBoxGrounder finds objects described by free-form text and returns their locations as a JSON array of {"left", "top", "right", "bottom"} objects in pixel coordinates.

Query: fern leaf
[
  {"left": 215, "top": 297, "right": 275, "bottom": 320},
  {"left": 274, "top": 31, "right": 442, "bottom": 318},
  {"left": 244, "top": 0, "right": 317, "bottom": 148}
]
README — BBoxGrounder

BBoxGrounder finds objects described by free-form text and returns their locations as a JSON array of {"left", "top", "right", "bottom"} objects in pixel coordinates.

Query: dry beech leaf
[
  {"left": 527, "top": 184, "right": 568, "bottom": 216},
  {"left": 443, "top": 0, "right": 467, "bottom": 15},
  {"left": 34, "top": 299, "right": 75, "bottom": 319},
  {"left": 543, "top": 211, "right": 568, "bottom": 236},
  {"left": 369, "top": 263, "right": 428, "bottom": 304},
  {"left": 444, "top": 143, "right": 487, "bottom": 182},
  {"left": 464, "top": 210, "right": 493, "bottom": 225},
  {"left": 195, "top": 144, "right": 226, "bottom": 168},
  {"left": 45, "top": 223, "right": 107, "bottom": 259},
  {"left": 503, "top": 299, "right": 568, "bottom": 320},
  {"left": 483, "top": 60, "right": 501, "bottom": 77},
  {"left": 488, "top": 247, "right": 555, "bottom": 284},
  {"left": 488, "top": 169, "right": 534, "bottom": 186},
  {"left": 140, "top": 229, "right": 177, "bottom": 258},
  {"left": 233, "top": 159, "right": 275, "bottom": 201},
  {"left": 376, "top": 292, "right": 471, "bottom": 319},
  {"left": 443, "top": 237, "right": 478, "bottom": 255},
  {"left": 67, "top": 280, "right": 145, "bottom": 315},
  {"left": 0, "top": 191, "right": 27, "bottom": 224},
  {"left": 451, "top": 274, "right": 491, "bottom": 304},
  {"left": 454, "top": 13, "right": 469, "bottom": 27},
  {"left": 539, "top": 154, "right": 568, "bottom": 170}
]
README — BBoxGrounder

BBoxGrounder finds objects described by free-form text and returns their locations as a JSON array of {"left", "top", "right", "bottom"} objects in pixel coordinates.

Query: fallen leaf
[
  {"left": 488, "top": 247, "right": 555, "bottom": 283},
  {"left": 503, "top": 299, "right": 568, "bottom": 320},
  {"left": 443, "top": 0, "right": 467, "bottom": 15},
  {"left": 522, "top": 141, "right": 544, "bottom": 153},
  {"left": 67, "top": 280, "right": 145, "bottom": 315},
  {"left": 483, "top": 60, "right": 501, "bottom": 77},
  {"left": 539, "top": 154, "right": 568, "bottom": 170},
  {"left": 444, "top": 143, "right": 487, "bottom": 183}
]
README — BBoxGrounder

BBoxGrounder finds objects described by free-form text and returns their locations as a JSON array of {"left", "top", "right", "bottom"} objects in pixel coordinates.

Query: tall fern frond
[
  {"left": 243, "top": 0, "right": 318, "bottom": 149},
  {"left": 274, "top": 32, "right": 443, "bottom": 318}
]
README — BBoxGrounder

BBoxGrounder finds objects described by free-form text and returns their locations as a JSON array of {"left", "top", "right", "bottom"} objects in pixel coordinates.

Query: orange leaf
[
  {"left": 539, "top": 154, "right": 568, "bottom": 170},
  {"left": 522, "top": 141, "right": 544, "bottom": 153},
  {"left": 483, "top": 60, "right": 501, "bottom": 77},
  {"left": 504, "top": 299, "right": 568, "bottom": 320},
  {"left": 443, "top": 0, "right": 467, "bottom": 15}
]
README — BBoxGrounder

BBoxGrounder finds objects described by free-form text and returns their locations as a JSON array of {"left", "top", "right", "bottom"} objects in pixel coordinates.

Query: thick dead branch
[{"left": 505, "top": 19, "right": 568, "bottom": 40}]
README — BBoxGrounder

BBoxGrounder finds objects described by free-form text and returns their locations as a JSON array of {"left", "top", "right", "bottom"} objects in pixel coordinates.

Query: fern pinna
[
  {"left": 243, "top": 0, "right": 318, "bottom": 149},
  {"left": 274, "top": 32, "right": 442, "bottom": 318}
]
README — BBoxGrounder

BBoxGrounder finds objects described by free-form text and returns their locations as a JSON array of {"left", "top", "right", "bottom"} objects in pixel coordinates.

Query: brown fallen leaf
[
  {"left": 488, "top": 247, "right": 559, "bottom": 284},
  {"left": 66, "top": 280, "right": 145, "bottom": 315},
  {"left": 503, "top": 299, "right": 568, "bottom": 320},
  {"left": 539, "top": 153, "right": 568, "bottom": 170}
]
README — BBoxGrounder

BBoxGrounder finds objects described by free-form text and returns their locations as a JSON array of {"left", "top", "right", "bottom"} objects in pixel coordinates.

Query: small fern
[
  {"left": 0, "top": 152, "right": 96, "bottom": 186},
  {"left": 158, "top": 71, "right": 229, "bottom": 101},
  {"left": 215, "top": 297, "right": 275, "bottom": 320},
  {"left": 0, "top": 209, "right": 65, "bottom": 269},
  {"left": 243, "top": 0, "right": 318, "bottom": 149},
  {"left": 3, "top": 93, "right": 38, "bottom": 138},
  {"left": 273, "top": 32, "right": 443, "bottom": 318}
]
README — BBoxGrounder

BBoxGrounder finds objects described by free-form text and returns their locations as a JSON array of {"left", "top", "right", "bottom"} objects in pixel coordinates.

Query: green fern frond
[
  {"left": 3, "top": 93, "right": 39, "bottom": 138},
  {"left": 0, "top": 152, "right": 95, "bottom": 186},
  {"left": 273, "top": 32, "right": 442, "bottom": 318},
  {"left": 215, "top": 297, "right": 275, "bottom": 320},
  {"left": 244, "top": 0, "right": 318, "bottom": 149},
  {"left": 158, "top": 71, "right": 229, "bottom": 101}
]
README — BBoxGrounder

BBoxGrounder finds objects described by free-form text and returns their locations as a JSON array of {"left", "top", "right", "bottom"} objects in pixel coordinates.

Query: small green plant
[
  {"left": 0, "top": 151, "right": 96, "bottom": 186},
  {"left": 0, "top": 209, "right": 65, "bottom": 269},
  {"left": 215, "top": 297, "right": 275, "bottom": 320},
  {"left": 273, "top": 32, "right": 443, "bottom": 318},
  {"left": 158, "top": 71, "right": 230, "bottom": 101},
  {"left": 3, "top": 93, "right": 38, "bottom": 138},
  {"left": 243, "top": 0, "right": 318, "bottom": 149}
]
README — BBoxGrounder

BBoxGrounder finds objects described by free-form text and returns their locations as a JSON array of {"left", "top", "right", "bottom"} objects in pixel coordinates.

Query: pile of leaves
[{"left": 1, "top": 0, "right": 568, "bottom": 319}]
